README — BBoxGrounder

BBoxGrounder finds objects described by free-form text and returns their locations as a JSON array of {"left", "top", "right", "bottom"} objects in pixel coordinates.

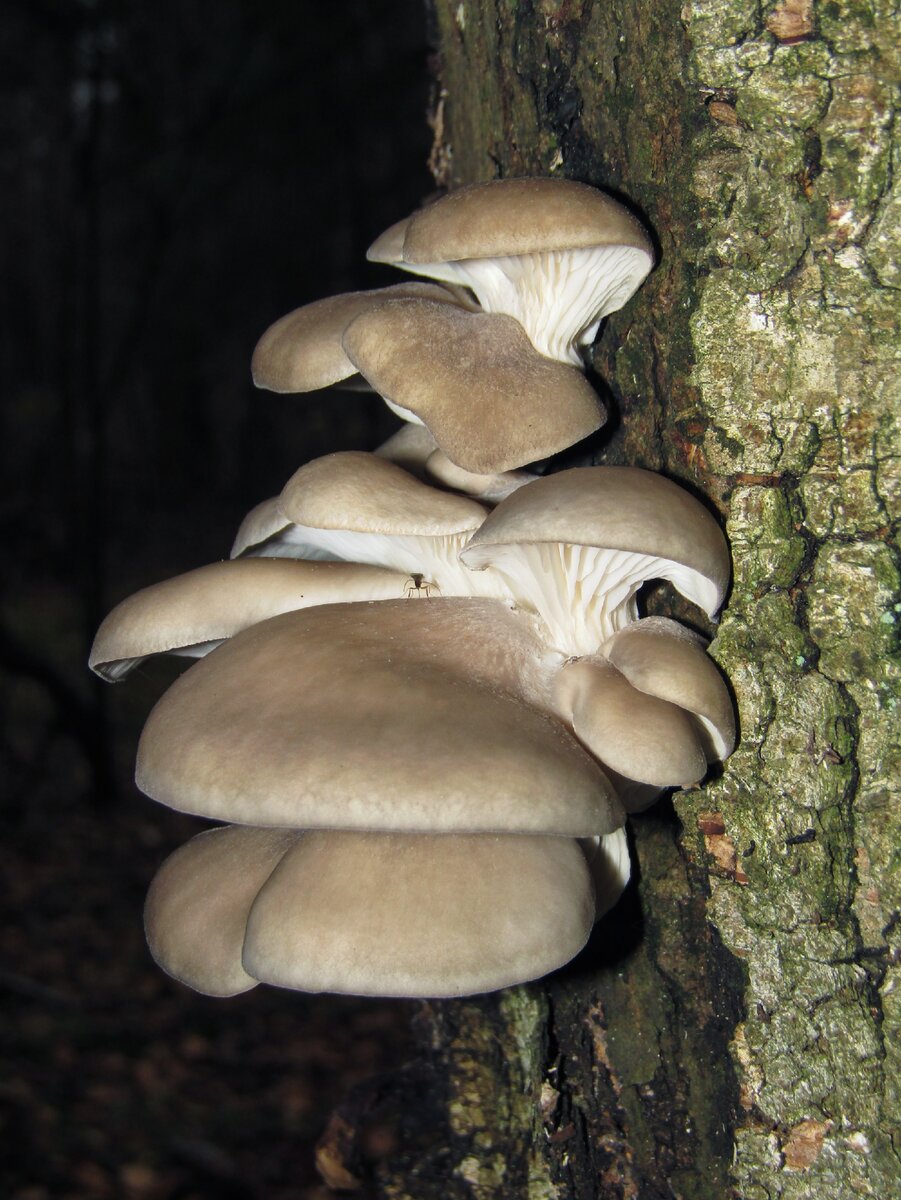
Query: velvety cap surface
[
  {"left": 251, "top": 282, "right": 462, "bottom": 393},
  {"left": 342, "top": 300, "right": 604, "bottom": 474},
  {"left": 136, "top": 598, "right": 623, "bottom": 836},
  {"left": 144, "top": 825, "right": 298, "bottom": 997},
  {"left": 401, "top": 178, "right": 654, "bottom": 262},
  {"left": 90, "top": 558, "right": 412, "bottom": 680},
  {"left": 279, "top": 450, "right": 488, "bottom": 535},
  {"left": 243, "top": 830, "right": 595, "bottom": 997}
]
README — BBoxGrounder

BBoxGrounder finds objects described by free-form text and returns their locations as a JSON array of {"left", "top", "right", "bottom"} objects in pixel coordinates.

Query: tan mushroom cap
[
  {"left": 144, "top": 825, "right": 298, "bottom": 997},
  {"left": 90, "top": 558, "right": 412, "bottom": 681},
  {"left": 462, "top": 467, "right": 730, "bottom": 622},
  {"left": 243, "top": 830, "right": 595, "bottom": 997},
  {"left": 230, "top": 496, "right": 294, "bottom": 558},
  {"left": 374, "top": 423, "right": 439, "bottom": 475},
  {"left": 554, "top": 655, "right": 708, "bottom": 806},
  {"left": 251, "top": 282, "right": 465, "bottom": 394},
  {"left": 280, "top": 450, "right": 487, "bottom": 536},
  {"left": 424, "top": 449, "right": 537, "bottom": 504},
  {"left": 342, "top": 299, "right": 605, "bottom": 474},
  {"left": 398, "top": 177, "right": 654, "bottom": 262},
  {"left": 136, "top": 598, "right": 623, "bottom": 837},
  {"left": 602, "top": 617, "right": 736, "bottom": 760}
]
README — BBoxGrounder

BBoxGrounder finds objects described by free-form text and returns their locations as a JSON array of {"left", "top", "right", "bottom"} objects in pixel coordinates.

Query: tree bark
[{"left": 359, "top": 3, "right": 899, "bottom": 1197}]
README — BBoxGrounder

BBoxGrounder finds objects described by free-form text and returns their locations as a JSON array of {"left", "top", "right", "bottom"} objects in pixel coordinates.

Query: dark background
[{"left": 2, "top": 2, "right": 434, "bottom": 1195}]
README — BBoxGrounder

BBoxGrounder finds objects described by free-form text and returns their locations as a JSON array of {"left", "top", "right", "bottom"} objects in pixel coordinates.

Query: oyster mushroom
[
  {"left": 367, "top": 177, "right": 655, "bottom": 366},
  {"left": 135, "top": 598, "right": 624, "bottom": 837},
  {"left": 89, "top": 558, "right": 411, "bottom": 681},
  {"left": 460, "top": 466, "right": 730, "bottom": 656},
  {"left": 341, "top": 297, "right": 605, "bottom": 473},
  {"left": 145, "top": 824, "right": 598, "bottom": 999}
]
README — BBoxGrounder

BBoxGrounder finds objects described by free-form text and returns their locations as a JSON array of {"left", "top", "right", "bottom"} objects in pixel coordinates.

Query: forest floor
[{"left": 1, "top": 759, "right": 416, "bottom": 1200}]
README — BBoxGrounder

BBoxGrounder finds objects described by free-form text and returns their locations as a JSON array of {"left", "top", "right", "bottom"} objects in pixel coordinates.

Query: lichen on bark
[{"left": 373, "top": 2, "right": 899, "bottom": 1197}]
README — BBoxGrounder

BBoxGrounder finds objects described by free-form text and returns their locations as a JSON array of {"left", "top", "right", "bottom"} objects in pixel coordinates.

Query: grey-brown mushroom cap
[
  {"left": 243, "top": 830, "right": 595, "bottom": 997},
  {"left": 602, "top": 617, "right": 736, "bottom": 759},
  {"left": 251, "top": 282, "right": 466, "bottom": 394},
  {"left": 374, "top": 424, "right": 440, "bottom": 476},
  {"left": 144, "top": 825, "right": 298, "bottom": 997},
  {"left": 554, "top": 655, "right": 708, "bottom": 798},
  {"left": 342, "top": 300, "right": 605, "bottom": 474},
  {"left": 398, "top": 177, "right": 654, "bottom": 262},
  {"left": 461, "top": 466, "right": 730, "bottom": 618},
  {"left": 136, "top": 598, "right": 624, "bottom": 836},
  {"left": 89, "top": 559, "right": 414, "bottom": 681},
  {"left": 279, "top": 450, "right": 488, "bottom": 536}
]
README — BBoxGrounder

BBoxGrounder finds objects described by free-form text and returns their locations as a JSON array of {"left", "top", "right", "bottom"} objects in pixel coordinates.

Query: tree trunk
[{"left": 353, "top": 2, "right": 899, "bottom": 1197}]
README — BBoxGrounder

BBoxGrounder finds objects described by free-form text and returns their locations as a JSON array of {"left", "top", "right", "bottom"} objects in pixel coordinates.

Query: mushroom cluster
[{"left": 91, "top": 177, "right": 734, "bottom": 999}]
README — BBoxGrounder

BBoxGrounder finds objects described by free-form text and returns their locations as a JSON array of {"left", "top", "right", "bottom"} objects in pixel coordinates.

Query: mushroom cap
[
  {"left": 341, "top": 299, "right": 605, "bottom": 474},
  {"left": 89, "top": 558, "right": 412, "bottom": 681},
  {"left": 554, "top": 655, "right": 708, "bottom": 805},
  {"left": 251, "top": 282, "right": 465, "bottom": 394},
  {"left": 144, "top": 825, "right": 298, "bottom": 997},
  {"left": 279, "top": 450, "right": 487, "bottom": 537},
  {"left": 397, "top": 177, "right": 654, "bottom": 262},
  {"left": 461, "top": 466, "right": 730, "bottom": 619},
  {"left": 374, "top": 423, "right": 440, "bottom": 476},
  {"left": 602, "top": 617, "right": 736, "bottom": 759},
  {"left": 424, "top": 449, "right": 537, "bottom": 504},
  {"left": 230, "top": 496, "right": 296, "bottom": 559},
  {"left": 243, "top": 829, "right": 595, "bottom": 997},
  {"left": 136, "top": 598, "right": 623, "bottom": 837}
]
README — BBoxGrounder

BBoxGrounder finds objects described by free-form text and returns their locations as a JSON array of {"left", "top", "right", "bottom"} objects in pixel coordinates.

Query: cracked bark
[{"left": 350, "top": 3, "right": 899, "bottom": 1197}]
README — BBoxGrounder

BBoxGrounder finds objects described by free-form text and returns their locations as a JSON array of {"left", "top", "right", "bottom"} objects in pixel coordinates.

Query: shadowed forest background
[{"left": 2, "top": 2, "right": 436, "bottom": 1195}]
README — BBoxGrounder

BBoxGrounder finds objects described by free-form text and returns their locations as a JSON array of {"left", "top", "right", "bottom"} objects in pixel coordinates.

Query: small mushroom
[
  {"left": 601, "top": 616, "right": 736, "bottom": 760},
  {"left": 135, "top": 598, "right": 623, "bottom": 837},
  {"left": 424, "top": 449, "right": 537, "bottom": 504},
  {"left": 460, "top": 466, "right": 730, "bottom": 656},
  {"left": 553, "top": 655, "right": 708, "bottom": 809},
  {"left": 368, "top": 178, "right": 655, "bottom": 365},
  {"left": 581, "top": 827, "right": 632, "bottom": 919},
  {"left": 89, "top": 558, "right": 411, "bottom": 681},
  {"left": 341, "top": 298, "right": 605, "bottom": 473}
]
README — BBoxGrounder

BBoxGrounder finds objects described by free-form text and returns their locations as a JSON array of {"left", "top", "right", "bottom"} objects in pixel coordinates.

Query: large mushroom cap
[
  {"left": 136, "top": 598, "right": 623, "bottom": 837},
  {"left": 90, "top": 558, "right": 412, "bottom": 681},
  {"left": 243, "top": 830, "right": 596, "bottom": 997},
  {"left": 460, "top": 466, "right": 730, "bottom": 654},
  {"left": 251, "top": 282, "right": 467, "bottom": 394},
  {"left": 342, "top": 299, "right": 605, "bottom": 474},
  {"left": 144, "top": 825, "right": 298, "bottom": 997},
  {"left": 368, "top": 178, "right": 655, "bottom": 365},
  {"left": 400, "top": 177, "right": 654, "bottom": 261}
]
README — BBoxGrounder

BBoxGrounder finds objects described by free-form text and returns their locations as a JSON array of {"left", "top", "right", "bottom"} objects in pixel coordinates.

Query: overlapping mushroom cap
[
  {"left": 89, "top": 558, "right": 411, "bottom": 680},
  {"left": 136, "top": 598, "right": 624, "bottom": 837},
  {"left": 341, "top": 298, "right": 605, "bottom": 472},
  {"left": 250, "top": 281, "right": 471, "bottom": 394},
  {"left": 368, "top": 178, "right": 655, "bottom": 365},
  {"left": 460, "top": 466, "right": 730, "bottom": 656},
  {"left": 145, "top": 825, "right": 599, "bottom": 999},
  {"left": 234, "top": 451, "right": 507, "bottom": 600}
]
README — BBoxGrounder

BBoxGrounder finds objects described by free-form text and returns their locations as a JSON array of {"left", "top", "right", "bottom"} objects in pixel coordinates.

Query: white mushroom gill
[
  {"left": 402, "top": 246, "right": 653, "bottom": 365},
  {"left": 462, "top": 541, "right": 668, "bottom": 657}
]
